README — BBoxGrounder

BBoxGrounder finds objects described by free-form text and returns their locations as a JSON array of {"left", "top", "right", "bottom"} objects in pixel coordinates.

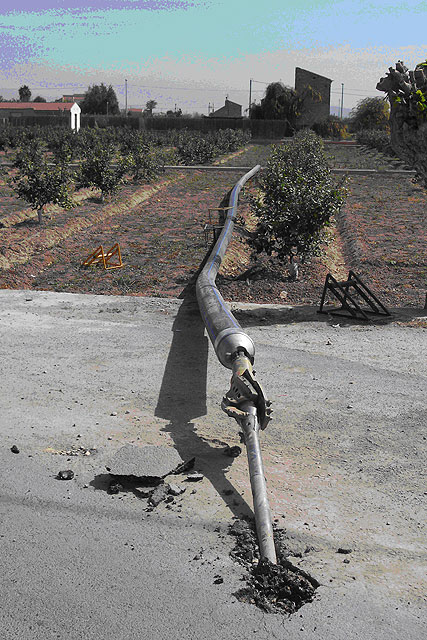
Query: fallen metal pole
[
  {"left": 196, "top": 166, "right": 276, "bottom": 563},
  {"left": 239, "top": 401, "right": 276, "bottom": 564}
]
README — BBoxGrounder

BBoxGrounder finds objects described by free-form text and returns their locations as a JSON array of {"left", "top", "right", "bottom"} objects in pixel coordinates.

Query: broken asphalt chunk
[
  {"left": 149, "top": 483, "right": 170, "bottom": 507},
  {"left": 105, "top": 444, "right": 189, "bottom": 482},
  {"left": 57, "top": 470, "right": 74, "bottom": 480},
  {"left": 168, "top": 484, "right": 186, "bottom": 496},
  {"left": 173, "top": 457, "right": 195, "bottom": 474},
  {"left": 185, "top": 472, "right": 203, "bottom": 482}
]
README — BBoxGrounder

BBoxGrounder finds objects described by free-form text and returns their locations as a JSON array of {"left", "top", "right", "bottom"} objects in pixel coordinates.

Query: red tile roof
[{"left": 0, "top": 102, "right": 76, "bottom": 111}]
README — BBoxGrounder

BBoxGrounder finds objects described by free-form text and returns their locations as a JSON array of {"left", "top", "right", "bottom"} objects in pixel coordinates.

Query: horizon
[{"left": 1, "top": 1, "right": 426, "bottom": 116}]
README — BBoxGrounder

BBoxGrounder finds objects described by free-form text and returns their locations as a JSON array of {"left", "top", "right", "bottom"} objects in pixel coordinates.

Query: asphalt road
[{"left": 1, "top": 290, "right": 426, "bottom": 639}]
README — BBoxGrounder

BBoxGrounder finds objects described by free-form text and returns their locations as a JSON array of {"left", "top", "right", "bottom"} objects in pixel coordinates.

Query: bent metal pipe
[{"left": 196, "top": 165, "right": 276, "bottom": 564}]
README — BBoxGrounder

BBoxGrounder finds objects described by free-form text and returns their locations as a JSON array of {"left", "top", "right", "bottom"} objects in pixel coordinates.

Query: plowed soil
[{"left": 0, "top": 141, "right": 425, "bottom": 310}]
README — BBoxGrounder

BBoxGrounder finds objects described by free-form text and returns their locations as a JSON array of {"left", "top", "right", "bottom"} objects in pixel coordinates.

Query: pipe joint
[{"left": 214, "top": 327, "right": 255, "bottom": 369}]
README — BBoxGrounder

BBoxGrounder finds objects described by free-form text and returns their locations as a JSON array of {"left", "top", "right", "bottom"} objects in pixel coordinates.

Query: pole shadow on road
[{"left": 154, "top": 286, "right": 253, "bottom": 520}]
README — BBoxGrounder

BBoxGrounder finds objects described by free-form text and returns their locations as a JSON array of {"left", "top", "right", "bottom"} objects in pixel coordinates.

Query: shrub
[
  {"left": 175, "top": 129, "right": 251, "bottom": 165},
  {"left": 175, "top": 133, "right": 216, "bottom": 165},
  {"left": 77, "top": 141, "right": 129, "bottom": 202},
  {"left": 250, "top": 130, "right": 346, "bottom": 267},
  {"left": 356, "top": 129, "right": 395, "bottom": 155},
  {"left": 47, "top": 129, "right": 79, "bottom": 165},
  {"left": 311, "top": 116, "right": 349, "bottom": 140},
  {"left": 349, "top": 97, "right": 390, "bottom": 132},
  {"left": 120, "top": 133, "right": 161, "bottom": 182}
]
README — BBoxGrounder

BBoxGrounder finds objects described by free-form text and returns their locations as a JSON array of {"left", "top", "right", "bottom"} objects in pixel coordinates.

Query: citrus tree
[
  {"left": 250, "top": 130, "right": 346, "bottom": 272},
  {"left": 12, "top": 143, "right": 74, "bottom": 224},
  {"left": 77, "top": 141, "right": 129, "bottom": 202},
  {"left": 120, "top": 132, "right": 161, "bottom": 182}
]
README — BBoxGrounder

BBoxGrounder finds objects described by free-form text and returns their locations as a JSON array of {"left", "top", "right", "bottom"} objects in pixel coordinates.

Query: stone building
[
  {"left": 295, "top": 67, "right": 332, "bottom": 126},
  {"left": 209, "top": 98, "right": 242, "bottom": 118}
]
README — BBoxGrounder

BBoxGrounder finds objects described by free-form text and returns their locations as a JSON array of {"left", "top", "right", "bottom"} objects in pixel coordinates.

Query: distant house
[
  {"left": 0, "top": 102, "right": 81, "bottom": 131},
  {"left": 127, "top": 108, "right": 143, "bottom": 117},
  {"left": 209, "top": 99, "right": 242, "bottom": 118},
  {"left": 295, "top": 68, "right": 332, "bottom": 126},
  {"left": 62, "top": 94, "right": 85, "bottom": 103}
]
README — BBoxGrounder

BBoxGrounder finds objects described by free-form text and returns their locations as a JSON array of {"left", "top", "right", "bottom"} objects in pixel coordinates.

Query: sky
[{"left": 1, "top": 0, "right": 426, "bottom": 115}]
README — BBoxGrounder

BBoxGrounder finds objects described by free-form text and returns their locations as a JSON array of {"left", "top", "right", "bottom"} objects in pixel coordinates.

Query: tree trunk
[{"left": 37, "top": 208, "right": 43, "bottom": 224}]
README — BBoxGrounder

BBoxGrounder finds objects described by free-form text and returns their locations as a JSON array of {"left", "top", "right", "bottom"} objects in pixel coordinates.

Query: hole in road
[{"left": 229, "top": 519, "right": 319, "bottom": 615}]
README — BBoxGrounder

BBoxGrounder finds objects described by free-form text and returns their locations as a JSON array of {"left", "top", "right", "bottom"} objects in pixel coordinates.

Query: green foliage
[
  {"left": 175, "top": 129, "right": 251, "bottom": 165},
  {"left": 377, "top": 60, "right": 427, "bottom": 126},
  {"left": 18, "top": 85, "right": 31, "bottom": 102},
  {"left": 33, "top": 96, "right": 47, "bottom": 103},
  {"left": 120, "top": 132, "right": 161, "bottom": 182},
  {"left": 250, "top": 130, "right": 346, "bottom": 264},
  {"left": 176, "top": 133, "right": 216, "bottom": 164},
  {"left": 77, "top": 140, "right": 128, "bottom": 201},
  {"left": 13, "top": 137, "right": 47, "bottom": 170},
  {"left": 12, "top": 144, "right": 74, "bottom": 223},
  {"left": 250, "top": 81, "right": 321, "bottom": 132},
  {"left": 311, "top": 115, "right": 349, "bottom": 140},
  {"left": 46, "top": 129, "right": 79, "bottom": 165},
  {"left": 143, "top": 100, "right": 158, "bottom": 117},
  {"left": 350, "top": 97, "right": 390, "bottom": 131},
  {"left": 81, "top": 84, "right": 119, "bottom": 115},
  {"left": 355, "top": 129, "right": 395, "bottom": 155}
]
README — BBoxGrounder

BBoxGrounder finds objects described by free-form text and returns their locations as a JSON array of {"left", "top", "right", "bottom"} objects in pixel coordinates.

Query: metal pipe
[
  {"left": 239, "top": 401, "right": 277, "bottom": 564},
  {"left": 196, "top": 166, "right": 276, "bottom": 563},
  {"left": 196, "top": 165, "right": 261, "bottom": 368}
]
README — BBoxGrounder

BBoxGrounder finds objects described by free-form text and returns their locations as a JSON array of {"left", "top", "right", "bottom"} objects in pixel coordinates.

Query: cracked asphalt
[{"left": 0, "top": 290, "right": 426, "bottom": 639}]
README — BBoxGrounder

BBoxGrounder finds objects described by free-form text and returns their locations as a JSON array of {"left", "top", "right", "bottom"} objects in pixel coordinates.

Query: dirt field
[{"left": 0, "top": 141, "right": 425, "bottom": 311}]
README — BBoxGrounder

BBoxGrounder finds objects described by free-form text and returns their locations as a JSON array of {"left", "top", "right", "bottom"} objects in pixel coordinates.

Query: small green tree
[
  {"left": 33, "top": 95, "right": 47, "bottom": 103},
  {"left": 120, "top": 133, "right": 161, "bottom": 182},
  {"left": 350, "top": 97, "right": 390, "bottom": 131},
  {"left": 77, "top": 142, "right": 128, "bottom": 202},
  {"left": 12, "top": 144, "right": 74, "bottom": 224},
  {"left": 250, "top": 130, "right": 346, "bottom": 270},
  {"left": 18, "top": 85, "right": 31, "bottom": 102}
]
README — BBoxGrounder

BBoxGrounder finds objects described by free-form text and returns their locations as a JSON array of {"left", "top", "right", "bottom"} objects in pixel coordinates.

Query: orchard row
[
  {"left": 3, "top": 126, "right": 251, "bottom": 224},
  {"left": 0, "top": 124, "right": 250, "bottom": 165}
]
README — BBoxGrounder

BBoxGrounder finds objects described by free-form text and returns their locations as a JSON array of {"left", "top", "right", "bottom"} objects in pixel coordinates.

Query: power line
[{"left": 1, "top": 83, "right": 382, "bottom": 96}]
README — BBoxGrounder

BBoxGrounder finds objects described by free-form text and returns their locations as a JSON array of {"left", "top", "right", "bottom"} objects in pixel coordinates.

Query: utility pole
[
  {"left": 249, "top": 78, "right": 252, "bottom": 116},
  {"left": 340, "top": 83, "right": 344, "bottom": 119},
  {"left": 125, "top": 79, "right": 128, "bottom": 115}
]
